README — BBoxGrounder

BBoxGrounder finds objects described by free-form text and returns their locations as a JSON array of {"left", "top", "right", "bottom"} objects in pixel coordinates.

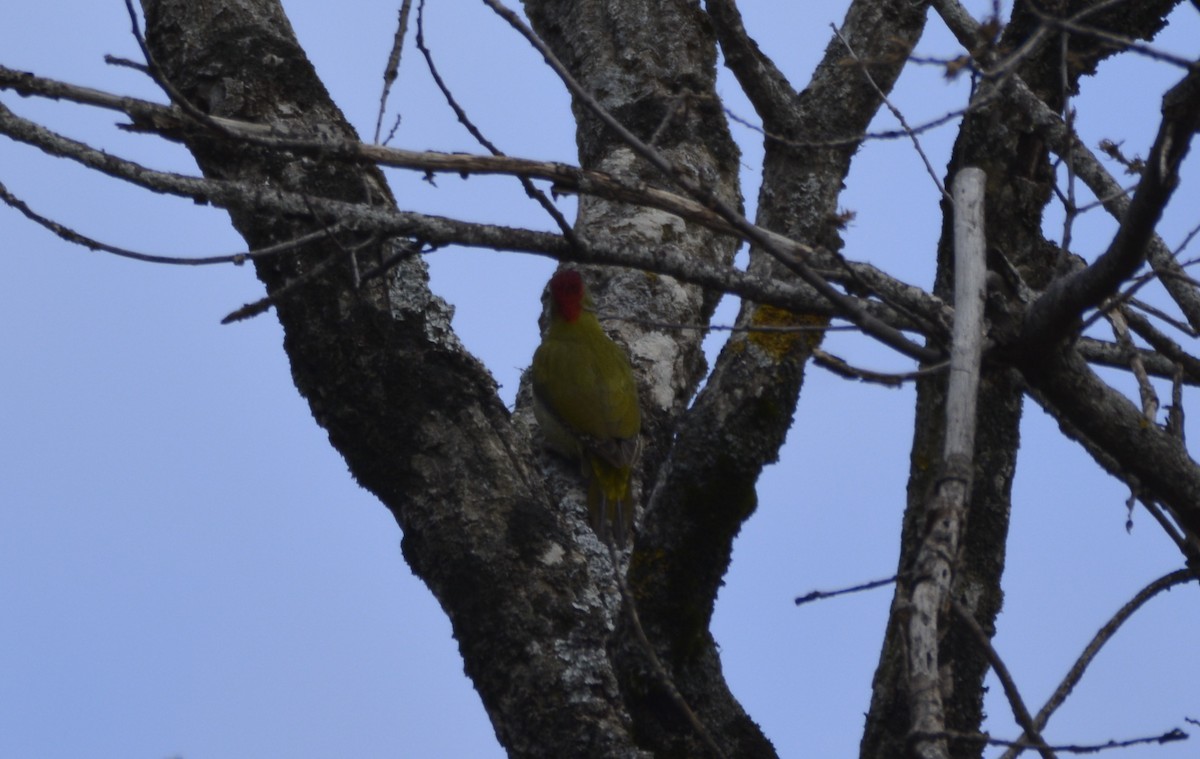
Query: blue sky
[{"left": 2, "top": 2, "right": 1199, "bottom": 757}]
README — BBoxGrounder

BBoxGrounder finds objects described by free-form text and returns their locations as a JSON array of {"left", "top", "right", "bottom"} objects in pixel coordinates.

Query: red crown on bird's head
[{"left": 549, "top": 269, "right": 586, "bottom": 322}]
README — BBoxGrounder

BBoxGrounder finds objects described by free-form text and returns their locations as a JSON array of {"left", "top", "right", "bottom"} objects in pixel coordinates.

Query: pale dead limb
[
  {"left": 933, "top": 0, "right": 1200, "bottom": 331},
  {"left": 906, "top": 167, "right": 988, "bottom": 759}
]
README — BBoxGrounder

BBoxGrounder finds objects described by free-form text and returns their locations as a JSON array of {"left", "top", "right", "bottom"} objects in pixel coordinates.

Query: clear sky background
[{"left": 2, "top": 2, "right": 1199, "bottom": 757}]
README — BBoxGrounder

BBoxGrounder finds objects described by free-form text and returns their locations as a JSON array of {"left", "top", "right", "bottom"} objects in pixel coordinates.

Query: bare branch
[
  {"left": 481, "top": 0, "right": 940, "bottom": 363},
  {"left": 917, "top": 726, "right": 1188, "bottom": 754},
  {"left": 1108, "top": 309, "right": 1159, "bottom": 420},
  {"left": 794, "top": 575, "right": 898, "bottom": 607},
  {"left": 0, "top": 63, "right": 955, "bottom": 344},
  {"left": 1021, "top": 66, "right": 1200, "bottom": 352},
  {"left": 813, "top": 349, "right": 949, "bottom": 387},
  {"left": 721, "top": 96, "right": 999, "bottom": 151},
  {"left": 0, "top": 179, "right": 345, "bottom": 267},
  {"left": 831, "top": 23, "right": 949, "bottom": 200},
  {"left": 221, "top": 235, "right": 385, "bottom": 324},
  {"left": 0, "top": 65, "right": 731, "bottom": 235},
  {"left": 933, "top": 0, "right": 1200, "bottom": 330},
  {"left": 950, "top": 601, "right": 1052, "bottom": 759},
  {"left": 1000, "top": 569, "right": 1198, "bottom": 759},
  {"left": 413, "top": 0, "right": 577, "bottom": 246},
  {"left": 704, "top": 0, "right": 801, "bottom": 126},
  {"left": 1168, "top": 364, "right": 1186, "bottom": 440},
  {"left": 1028, "top": 4, "right": 1199, "bottom": 71},
  {"left": 1129, "top": 294, "right": 1200, "bottom": 339},
  {"left": 906, "top": 168, "right": 988, "bottom": 759},
  {"left": 372, "top": 0, "right": 413, "bottom": 144},
  {"left": 1021, "top": 346, "right": 1200, "bottom": 552},
  {"left": 1121, "top": 306, "right": 1200, "bottom": 386},
  {"left": 1076, "top": 336, "right": 1200, "bottom": 386}
]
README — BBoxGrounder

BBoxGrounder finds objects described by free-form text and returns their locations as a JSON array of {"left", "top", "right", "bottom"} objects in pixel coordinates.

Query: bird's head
[{"left": 548, "top": 269, "right": 589, "bottom": 323}]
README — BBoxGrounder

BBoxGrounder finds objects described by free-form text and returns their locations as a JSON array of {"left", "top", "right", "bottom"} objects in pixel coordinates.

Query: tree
[{"left": 2, "top": 0, "right": 1199, "bottom": 757}]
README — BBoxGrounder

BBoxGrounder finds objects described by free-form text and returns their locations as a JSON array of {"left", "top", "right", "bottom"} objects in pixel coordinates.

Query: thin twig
[
  {"left": 120, "top": 0, "right": 240, "bottom": 138},
  {"left": 479, "top": 0, "right": 940, "bottom": 364},
  {"left": 950, "top": 601, "right": 1053, "bottom": 759},
  {"left": 1175, "top": 220, "right": 1200, "bottom": 258},
  {"left": 722, "top": 96, "right": 997, "bottom": 151},
  {"left": 647, "top": 94, "right": 688, "bottom": 148},
  {"left": 915, "top": 726, "right": 1187, "bottom": 754},
  {"left": 414, "top": 0, "right": 578, "bottom": 245},
  {"left": 831, "top": 24, "right": 948, "bottom": 200},
  {"left": 607, "top": 543, "right": 727, "bottom": 759},
  {"left": 1073, "top": 181, "right": 1137, "bottom": 215},
  {"left": 373, "top": 0, "right": 414, "bottom": 144},
  {"left": 1000, "top": 569, "right": 1198, "bottom": 759},
  {"left": 1128, "top": 296, "right": 1199, "bottom": 339},
  {"left": 220, "top": 234, "right": 381, "bottom": 324},
  {"left": 300, "top": 193, "right": 363, "bottom": 289},
  {"left": 103, "top": 54, "right": 150, "bottom": 75},
  {"left": 794, "top": 575, "right": 898, "bottom": 607},
  {"left": 1167, "top": 364, "right": 1185, "bottom": 440},
  {"left": 1107, "top": 309, "right": 1158, "bottom": 420},
  {"left": 1134, "top": 498, "right": 1191, "bottom": 557},
  {"left": 0, "top": 179, "right": 341, "bottom": 266},
  {"left": 358, "top": 239, "right": 430, "bottom": 286},
  {"left": 813, "top": 350, "right": 949, "bottom": 386}
]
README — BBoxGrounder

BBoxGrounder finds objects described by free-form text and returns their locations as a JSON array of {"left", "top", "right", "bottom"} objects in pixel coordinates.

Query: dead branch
[{"left": 906, "top": 167, "right": 988, "bottom": 759}]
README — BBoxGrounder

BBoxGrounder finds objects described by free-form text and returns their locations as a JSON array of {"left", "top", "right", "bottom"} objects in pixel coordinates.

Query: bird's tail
[{"left": 587, "top": 455, "right": 632, "bottom": 548}]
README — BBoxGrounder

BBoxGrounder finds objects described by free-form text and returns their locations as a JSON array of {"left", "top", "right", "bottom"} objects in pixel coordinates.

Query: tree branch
[
  {"left": 1021, "top": 346, "right": 1200, "bottom": 550},
  {"left": 484, "top": 0, "right": 939, "bottom": 363},
  {"left": 933, "top": 0, "right": 1200, "bottom": 330},
  {"left": 136, "top": 1, "right": 642, "bottom": 754},
  {"left": 704, "top": 0, "right": 801, "bottom": 126},
  {"left": 1020, "top": 65, "right": 1200, "bottom": 352},
  {"left": 951, "top": 601, "right": 1052, "bottom": 759},
  {"left": 0, "top": 63, "right": 950, "bottom": 351},
  {"left": 1000, "top": 569, "right": 1198, "bottom": 759},
  {"left": 905, "top": 168, "right": 988, "bottom": 759},
  {"left": 1076, "top": 335, "right": 1200, "bottom": 386}
]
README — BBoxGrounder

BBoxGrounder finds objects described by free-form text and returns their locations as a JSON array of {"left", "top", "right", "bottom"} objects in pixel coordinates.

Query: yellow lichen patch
[{"left": 747, "top": 305, "right": 828, "bottom": 359}]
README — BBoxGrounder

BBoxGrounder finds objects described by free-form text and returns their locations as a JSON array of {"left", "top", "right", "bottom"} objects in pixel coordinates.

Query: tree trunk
[{"left": 861, "top": 1, "right": 1183, "bottom": 756}]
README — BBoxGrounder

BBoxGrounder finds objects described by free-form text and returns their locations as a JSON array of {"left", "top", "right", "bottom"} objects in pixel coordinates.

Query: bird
[{"left": 531, "top": 269, "right": 641, "bottom": 548}]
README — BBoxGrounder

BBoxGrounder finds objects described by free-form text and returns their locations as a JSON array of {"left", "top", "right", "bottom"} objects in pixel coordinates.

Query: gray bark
[{"left": 1, "top": 0, "right": 1191, "bottom": 756}]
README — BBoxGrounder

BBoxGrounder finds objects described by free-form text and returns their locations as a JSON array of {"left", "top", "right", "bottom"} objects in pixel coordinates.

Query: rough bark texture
[
  {"left": 142, "top": 1, "right": 643, "bottom": 755},
  {"left": 564, "top": 0, "right": 935, "bottom": 754},
  {"left": 4, "top": 0, "right": 1167, "bottom": 756},
  {"left": 518, "top": 1, "right": 762, "bottom": 755},
  {"left": 862, "top": 2, "right": 1183, "bottom": 756}
]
